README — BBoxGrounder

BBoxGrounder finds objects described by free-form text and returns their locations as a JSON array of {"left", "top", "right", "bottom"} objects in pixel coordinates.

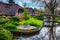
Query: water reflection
[{"left": 17, "top": 26, "right": 60, "bottom": 40}]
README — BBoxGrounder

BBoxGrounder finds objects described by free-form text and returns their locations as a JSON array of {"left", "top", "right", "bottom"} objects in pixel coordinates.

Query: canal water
[{"left": 13, "top": 25, "right": 60, "bottom": 40}]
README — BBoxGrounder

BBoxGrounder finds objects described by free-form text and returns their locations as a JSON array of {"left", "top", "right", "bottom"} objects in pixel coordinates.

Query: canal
[{"left": 13, "top": 25, "right": 60, "bottom": 40}]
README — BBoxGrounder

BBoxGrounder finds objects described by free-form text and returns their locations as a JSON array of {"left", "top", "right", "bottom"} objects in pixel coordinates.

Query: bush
[
  {"left": 20, "top": 17, "right": 43, "bottom": 29},
  {"left": 23, "top": 8, "right": 30, "bottom": 20},
  {"left": 12, "top": 22, "right": 20, "bottom": 26},
  {"left": 0, "top": 16, "right": 8, "bottom": 25},
  {"left": 0, "top": 16, "right": 19, "bottom": 31},
  {"left": 9, "top": 16, "right": 20, "bottom": 26},
  {"left": 0, "top": 29, "right": 13, "bottom": 40},
  {"left": 4, "top": 25, "right": 17, "bottom": 31},
  {"left": 27, "top": 18, "right": 43, "bottom": 28},
  {"left": 4, "top": 22, "right": 18, "bottom": 31},
  {"left": 10, "top": 16, "right": 20, "bottom": 22},
  {"left": 0, "top": 16, "right": 20, "bottom": 26},
  {"left": 35, "top": 15, "right": 44, "bottom": 20}
]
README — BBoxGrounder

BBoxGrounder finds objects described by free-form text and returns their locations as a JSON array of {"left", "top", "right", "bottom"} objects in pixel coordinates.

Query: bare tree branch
[{"left": 44, "top": 0, "right": 50, "bottom": 9}]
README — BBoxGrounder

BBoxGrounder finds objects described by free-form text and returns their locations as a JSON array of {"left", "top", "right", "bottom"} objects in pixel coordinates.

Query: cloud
[
  {"left": 24, "top": 0, "right": 32, "bottom": 3},
  {"left": 16, "top": 0, "right": 32, "bottom": 3},
  {"left": 0, "top": 0, "right": 45, "bottom": 9},
  {"left": 18, "top": 2, "right": 23, "bottom": 7}
]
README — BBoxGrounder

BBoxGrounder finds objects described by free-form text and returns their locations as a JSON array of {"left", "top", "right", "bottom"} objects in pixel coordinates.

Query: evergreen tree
[{"left": 9, "top": 0, "right": 14, "bottom": 3}]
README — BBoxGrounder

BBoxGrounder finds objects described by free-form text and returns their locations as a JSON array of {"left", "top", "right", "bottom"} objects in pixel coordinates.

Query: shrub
[
  {"left": 4, "top": 25, "right": 17, "bottom": 31},
  {"left": 9, "top": 16, "right": 20, "bottom": 26},
  {"left": 10, "top": 16, "right": 20, "bottom": 22},
  {"left": 35, "top": 15, "right": 44, "bottom": 20},
  {"left": 23, "top": 8, "right": 30, "bottom": 20},
  {"left": 0, "top": 16, "right": 8, "bottom": 25},
  {"left": 27, "top": 18, "right": 43, "bottom": 28},
  {"left": 0, "top": 29, "right": 13, "bottom": 40},
  {"left": 20, "top": 17, "right": 43, "bottom": 29},
  {"left": 12, "top": 22, "right": 20, "bottom": 26},
  {"left": 4, "top": 22, "right": 17, "bottom": 31}
]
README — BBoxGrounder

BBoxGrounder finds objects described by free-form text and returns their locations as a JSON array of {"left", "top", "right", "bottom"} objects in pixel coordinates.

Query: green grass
[
  {"left": 55, "top": 18, "right": 60, "bottom": 22},
  {"left": 0, "top": 16, "right": 43, "bottom": 37},
  {"left": 19, "top": 17, "right": 43, "bottom": 29}
]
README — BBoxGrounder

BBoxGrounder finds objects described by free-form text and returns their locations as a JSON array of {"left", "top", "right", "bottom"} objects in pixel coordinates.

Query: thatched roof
[{"left": 0, "top": 2, "right": 22, "bottom": 16}]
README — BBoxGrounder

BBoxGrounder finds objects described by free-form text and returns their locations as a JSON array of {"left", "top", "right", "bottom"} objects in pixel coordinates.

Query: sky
[{"left": 0, "top": 0, "right": 45, "bottom": 9}]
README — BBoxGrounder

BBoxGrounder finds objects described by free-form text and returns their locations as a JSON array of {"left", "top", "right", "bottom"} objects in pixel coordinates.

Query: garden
[
  {"left": 0, "top": 11, "right": 44, "bottom": 40},
  {"left": 0, "top": 10, "right": 60, "bottom": 40},
  {"left": 0, "top": 9, "right": 60, "bottom": 40},
  {"left": 0, "top": 0, "right": 60, "bottom": 40}
]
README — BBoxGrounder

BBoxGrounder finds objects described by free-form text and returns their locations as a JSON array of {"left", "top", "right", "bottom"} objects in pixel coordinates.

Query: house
[
  {"left": 0, "top": 1, "right": 40, "bottom": 18},
  {"left": 0, "top": 2, "right": 23, "bottom": 18},
  {"left": 27, "top": 8, "right": 35, "bottom": 16},
  {"left": 34, "top": 8, "right": 41, "bottom": 16}
]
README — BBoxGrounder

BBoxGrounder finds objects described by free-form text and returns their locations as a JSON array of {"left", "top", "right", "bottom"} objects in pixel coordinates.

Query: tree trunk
[{"left": 50, "top": 15, "right": 55, "bottom": 40}]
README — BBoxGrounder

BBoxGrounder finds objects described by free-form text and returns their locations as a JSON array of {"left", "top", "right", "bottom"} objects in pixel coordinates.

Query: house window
[{"left": 18, "top": 8, "right": 24, "bottom": 13}]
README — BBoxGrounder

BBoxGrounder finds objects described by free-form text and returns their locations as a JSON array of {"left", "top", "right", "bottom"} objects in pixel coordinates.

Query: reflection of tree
[
  {"left": 43, "top": 0, "right": 58, "bottom": 40},
  {"left": 32, "top": 0, "right": 59, "bottom": 40}
]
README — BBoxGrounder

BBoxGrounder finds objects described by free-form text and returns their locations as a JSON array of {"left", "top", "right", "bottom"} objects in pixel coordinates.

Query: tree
[
  {"left": 9, "top": 0, "right": 14, "bottom": 3},
  {"left": 23, "top": 3, "right": 30, "bottom": 20},
  {"left": 43, "top": 0, "right": 58, "bottom": 40},
  {"left": 31, "top": 0, "right": 59, "bottom": 40}
]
